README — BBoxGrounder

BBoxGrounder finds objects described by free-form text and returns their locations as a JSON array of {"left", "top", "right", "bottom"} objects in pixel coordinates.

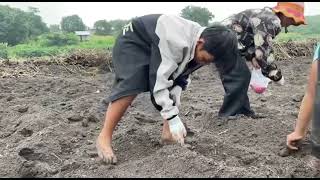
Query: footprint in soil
[
  {"left": 18, "top": 148, "right": 42, "bottom": 161},
  {"left": 18, "top": 160, "right": 58, "bottom": 178},
  {"left": 6, "top": 96, "right": 14, "bottom": 102},
  {"left": 81, "top": 113, "right": 100, "bottom": 127},
  {"left": 19, "top": 128, "right": 33, "bottom": 137},
  {"left": 239, "top": 154, "right": 259, "bottom": 165},
  {"left": 182, "top": 122, "right": 195, "bottom": 137},
  {"left": 133, "top": 112, "right": 157, "bottom": 124}
]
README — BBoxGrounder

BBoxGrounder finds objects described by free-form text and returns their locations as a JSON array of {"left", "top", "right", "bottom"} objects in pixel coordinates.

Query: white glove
[
  {"left": 275, "top": 76, "right": 285, "bottom": 86},
  {"left": 170, "top": 86, "right": 182, "bottom": 107},
  {"left": 167, "top": 116, "right": 187, "bottom": 145},
  {"left": 269, "top": 70, "right": 285, "bottom": 86},
  {"left": 185, "top": 77, "right": 192, "bottom": 89}
]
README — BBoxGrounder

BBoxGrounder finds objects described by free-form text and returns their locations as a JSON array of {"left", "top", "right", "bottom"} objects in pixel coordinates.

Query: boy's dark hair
[{"left": 200, "top": 24, "right": 239, "bottom": 74}]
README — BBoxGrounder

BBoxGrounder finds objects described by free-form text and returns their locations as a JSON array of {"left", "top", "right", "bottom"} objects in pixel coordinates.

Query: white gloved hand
[
  {"left": 167, "top": 116, "right": 187, "bottom": 145},
  {"left": 185, "top": 77, "right": 192, "bottom": 89},
  {"left": 170, "top": 86, "right": 182, "bottom": 107},
  {"left": 269, "top": 70, "right": 285, "bottom": 86},
  {"left": 275, "top": 76, "right": 285, "bottom": 86}
]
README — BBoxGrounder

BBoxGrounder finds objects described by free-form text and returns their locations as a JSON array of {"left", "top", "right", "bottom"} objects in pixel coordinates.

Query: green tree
[
  {"left": 5, "top": 8, "right": 29, "bottom": 45},
  {"left": 109, "top": 19, "right": 129, "bottom": 36},
  {"left": 0, "top": 43, "right": 8, "bottom": 59},
  {"left": 26, "top": 7, "right": 49, "bottom": 39},
  {"left": 28, "top": 6, "right": 40, "bottom": 14},
  {"left": 49, "top": 24, "right": 61, "bottom": 33},
  {"left": 0, "top": 5, "right": 48, "bottom": 45},
  {"left": 60, "top": 15, "right": 86, "bottom": 33},
  {"left": 94, "top": 20, "right": 112, "bottom": 35},
  {"left": 180, "top": 5, "right": 214, "bottom": 26},
  {"left": 42, "top": 33, "right": 79, "bottom": 46}
]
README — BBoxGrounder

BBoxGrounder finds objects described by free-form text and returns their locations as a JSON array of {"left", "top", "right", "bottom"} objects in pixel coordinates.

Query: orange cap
[{"left": 272, "top": 2, "right": 306, "bottom": 25}]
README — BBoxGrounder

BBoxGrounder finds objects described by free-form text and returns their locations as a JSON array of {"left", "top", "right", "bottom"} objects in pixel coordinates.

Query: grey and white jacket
[{"left": 130, "top": 14, "right": 205, "bottom": 120}]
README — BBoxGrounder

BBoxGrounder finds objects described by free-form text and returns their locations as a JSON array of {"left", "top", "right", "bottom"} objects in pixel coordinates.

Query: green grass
[
  {"left": 275, "top": 32, "right": 320, "bottom": 43},
  {"left": 275, "top": 15, "right": 320, "bottom": 42},
  {"left": 7, "top": 35, "right": 115, "bottom": 59},
  {"left": 74, "top": 35, "right": 115, "bottom": 49},
  {"left": 6, "top": 14, "right": 320, "bottom": 59}
]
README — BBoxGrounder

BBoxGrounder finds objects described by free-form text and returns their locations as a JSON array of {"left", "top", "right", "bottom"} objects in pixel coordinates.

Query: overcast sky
[{"left": 1, "top": 2, "right": 319, "bottom": 28}]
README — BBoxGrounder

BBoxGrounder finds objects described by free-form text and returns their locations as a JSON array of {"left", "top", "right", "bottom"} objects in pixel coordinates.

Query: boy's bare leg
[{"left": 96, "top": 95, "right": 136, "bottom": 164}]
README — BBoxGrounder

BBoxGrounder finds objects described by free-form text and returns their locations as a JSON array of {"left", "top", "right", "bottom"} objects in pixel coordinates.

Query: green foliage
[
  {"left": 41, "top": 33, "right": 79, "bottom": 46},
  {"left": 74, "top": 35, "right": 114, "bottom": 49},
  {"left": 28, "top": 7, "right": 39, "bottom": 14},
  {"left": 93, "top": 19, "right": 129, "bottom": 36},
  {"left": 275, "top": 15, "right": 320, "bottom": 42},
  {"left": 94, "top": 20, "right": 112, "bottom": 35},
  {"left": 60, "top": 15, "right": 86, "bottom": 33},
  {"left": 109, "top": 19, "right": 129, "bottom": 36},
  {"left": 288, "top": 15, "right": 320, "bottom": 35},
  {"left": 0, "top": 5, "right": 49, "bottom": 46},
  {"left": 8, "top": 35, "right": 114, "bottom": 58},
  {"left": 0, "top": 5, "right": 28, "bottom": 45},
  {"left": 12, "top": 46, "right": 66, "bottom": 58},
  {"left": 49, "top": 24, "right": 61, "bottom": 33},
  {"left": 25, "top": 7, "right": 49, "bottom": 39},
  {"left": 275, "top": 32, "right": 320, "bottom": 43},
  {"left": 0, "top": 43, "right": 8, "bottom": 59},
  {"left": 180, "top": 5, "right": 214, "bottom": 26}
]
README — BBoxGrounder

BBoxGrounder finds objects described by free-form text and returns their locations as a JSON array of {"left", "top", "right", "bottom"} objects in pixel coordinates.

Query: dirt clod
[
  {"left": 67, "top": 114, "right": 83, "bottom": 122},
  {"left": 17, "top": 106, "right": 29, "bottom": 113}
]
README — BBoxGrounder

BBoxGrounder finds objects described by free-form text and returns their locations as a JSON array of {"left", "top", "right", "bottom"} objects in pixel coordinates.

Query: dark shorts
[{"left": 107, "top": 29, "right": 152, "bottom": 103}]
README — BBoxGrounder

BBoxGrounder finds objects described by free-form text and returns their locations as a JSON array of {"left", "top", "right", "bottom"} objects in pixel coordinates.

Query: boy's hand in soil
[
  {"left": 167, "top": 116, "right": 187, "bottom": 145},
  {"left": 287, "top": 131, "right": 304, "bottom": 150}
]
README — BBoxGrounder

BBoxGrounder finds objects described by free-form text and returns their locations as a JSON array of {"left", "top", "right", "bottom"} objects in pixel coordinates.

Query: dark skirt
[{"left": 107, "top": 27, "right": 152, "bottom": 103}]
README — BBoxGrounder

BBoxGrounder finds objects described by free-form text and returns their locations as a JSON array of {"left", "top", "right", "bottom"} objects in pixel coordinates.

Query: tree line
[{"left": 0, "top": 5, "right": 214, "bottom": 46}]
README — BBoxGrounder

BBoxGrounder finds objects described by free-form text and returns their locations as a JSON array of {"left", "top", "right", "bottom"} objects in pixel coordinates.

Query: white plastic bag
[{"left": 250, "top": 68, "right": 271, "bottom": 94}]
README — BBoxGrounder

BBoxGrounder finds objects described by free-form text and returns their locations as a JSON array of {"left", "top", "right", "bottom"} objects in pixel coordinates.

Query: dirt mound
[
  {"left": 0, "top": 49, "right": 113, "bottom": 78},
  {"left": 274, "top": 39, "right": 318, "bottom": 61},
  {"left": 64, "top": 49, "right": 113, "bottom": 70}
]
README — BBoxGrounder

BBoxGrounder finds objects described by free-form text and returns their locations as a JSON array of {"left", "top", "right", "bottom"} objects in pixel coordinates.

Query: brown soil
[{"left": 0, "top": 57, "right": 318, "bottom": 177}]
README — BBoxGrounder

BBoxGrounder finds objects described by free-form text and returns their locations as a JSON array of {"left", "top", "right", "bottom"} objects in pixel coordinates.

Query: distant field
[
  {"left": 275, "top": 32, "right": 320, "bottom": 43},
  {"left": 275, "top": 15, "right": 320, "bottom": 42},
  {"left": 6, "top": 14, "right": 320, "bottom": 60},
  {"left": 7, "top": 35, "right": 115, "bottom": 59}
]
